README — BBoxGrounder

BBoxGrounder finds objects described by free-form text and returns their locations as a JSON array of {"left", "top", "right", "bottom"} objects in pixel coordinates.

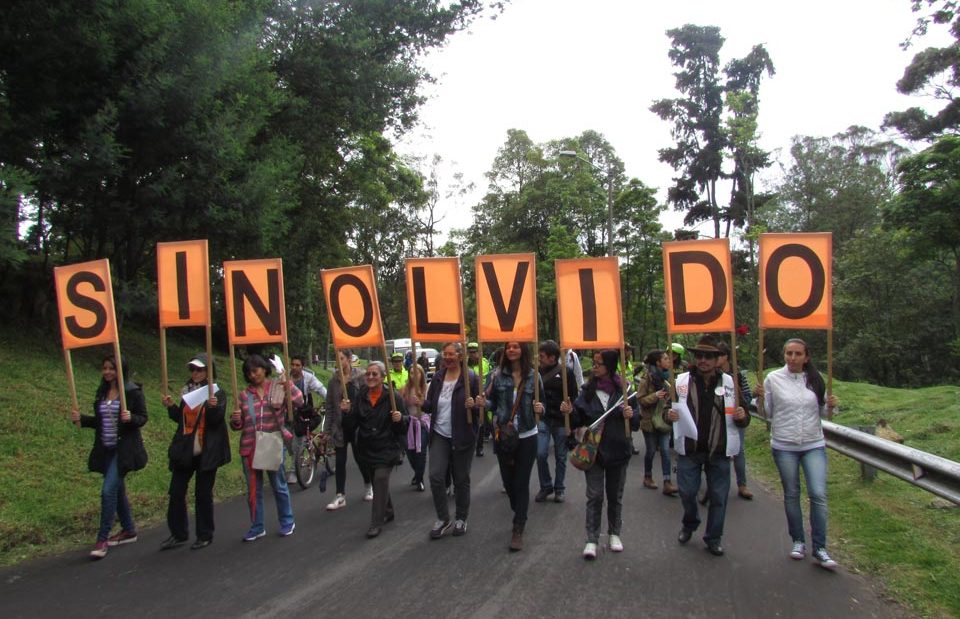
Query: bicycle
[{"left": 292, "top": 407, "right": 334, "bottom": 490}]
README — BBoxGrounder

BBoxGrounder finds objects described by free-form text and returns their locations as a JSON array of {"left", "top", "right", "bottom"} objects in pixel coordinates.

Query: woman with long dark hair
[
  {"left": 477, "top": 341, "right": 544, "bottom": 551},
  {"left": 70, "top": 355, "right": 148, "bottom": 560},
  {"left": 229, "top": 354, "right": 302, "bottom": 541},
  {"left": 324, "top": 349, "right": 370, "bottom": 510},
  {"left": 561, "top": 349, "right": 638, "bottom": 559},
  {"left": 160, "top": 353, "right": 230, "bottom": 550},
  {"left": 637, "top": 349, "right": 676, "bottom": 496},
  {"left": 756, "top": 338, "right": 839, "bottom": 570}
]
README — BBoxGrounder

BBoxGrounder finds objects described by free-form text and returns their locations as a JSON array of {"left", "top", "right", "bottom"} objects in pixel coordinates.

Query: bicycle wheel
[{"left": 294, "top": 440, "right": 317, "bottom": 489}]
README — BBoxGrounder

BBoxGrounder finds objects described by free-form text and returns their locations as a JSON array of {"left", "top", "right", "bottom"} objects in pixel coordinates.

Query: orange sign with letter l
[
  {"left": 405, "top": 257, "right": 465, "bottom": 343},
  {"left": 321, "top": 265, "right": 385, "bottom": 348},
  {"left": 157, "top": 240, "right": 210, "bottom": 327},
  {"left": 759, "top": 233, "right": 832, "bottom": 329},
  {"left": 224, "top": 259, "right": 287, "bottom": 345},
  {"left": 54, "top": 259, "right": 119, "bottom": 349},
  {"left": 663, "top": 239, "right": 735, "bottom": 334},
  {"left": 475, "top": 253, "right": 537, "bottom": 342},
  {"left": 555, "top": 257, "right": 623, "bottom": 349}
]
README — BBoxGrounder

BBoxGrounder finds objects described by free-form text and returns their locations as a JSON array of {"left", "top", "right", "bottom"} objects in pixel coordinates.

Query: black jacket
[
  {"left": 539, "top": 362, "right": 579, "bottom": 424},
  {"left": 166, "top": 385, "right": 231, "bottom": 472},
  {"left": 423, "top": 367, "right": 481, "bottom": 450},
  {"left": 80, "top": 382, "right": 148, "bottom": 475},
  {"left": 354, "top": 385, "right": 408, "bottom": 467},
  {"left": 570, "top": 382, "right": 641, "bottom": 468}
]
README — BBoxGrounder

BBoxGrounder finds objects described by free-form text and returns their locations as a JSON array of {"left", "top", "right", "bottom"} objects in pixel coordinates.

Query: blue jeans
[
  {"left": 242, "top": 453, "right": 295, "bottom": 535},
  {"left": 536, "top": 421, "right": 568, "bottom": 492},
  {"left": 772, "top": 446, "right": 828, "bottom": 550},
  {"left": 677, "top": 452, "right": 731, "bottom": 543},
  {"left": 733, "top": 426, "right": 747, "bottom": 486},
  {"left": 98, "top": 450, "right": 135, "bottom": 541},
  {"left": 642, "top": 430, "right": 672, "bottom": 481}
]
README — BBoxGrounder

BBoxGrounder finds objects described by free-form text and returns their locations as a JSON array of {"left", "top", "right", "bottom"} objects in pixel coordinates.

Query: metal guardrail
[
  {"left": 821, "top": 420, "right": 960, "bottom": 506},
  {"left": 750, "top": 413, "right": 960, "bottom": 506}
]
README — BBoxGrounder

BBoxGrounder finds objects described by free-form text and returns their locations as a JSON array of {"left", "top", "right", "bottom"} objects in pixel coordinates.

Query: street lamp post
[{"left": 558, "top": 150, "right": 614, "bottom": 256}]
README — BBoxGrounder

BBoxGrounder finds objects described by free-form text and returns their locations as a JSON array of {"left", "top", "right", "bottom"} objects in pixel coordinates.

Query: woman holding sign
[
  {"left": 476, "top": 341, "right": 544, "bottom": 552},
  {"left": 160, "top": 354, "right": 230, "bottom": 550},
  {"left": 70, "top": 355, "right": 148, "bottom": 560},
  {"left": 423, "top": 342, "right": 481, "bottom": 539},
  {"left": 230, "top": 354, "right": 302, "bottom": 541},
  {"left": 353, "top": 361, "right": 408, "bottom": 538},
  {"left": 755, "top": 338, "right": 840, "bottom": 570},
  {"left": 560, "top": 349, "right": 639, "bottom": 559},
  {"left": 324, "top": 349, "right": 370, "bottom": 510}
]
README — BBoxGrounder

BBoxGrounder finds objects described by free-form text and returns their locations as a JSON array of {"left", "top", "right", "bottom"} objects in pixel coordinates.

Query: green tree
[
  {"left": 887, "top": 134, "right": 960, "bottom": 352},
  {"left": 884, "top": 0, "right": 960, "bottom": 139}
]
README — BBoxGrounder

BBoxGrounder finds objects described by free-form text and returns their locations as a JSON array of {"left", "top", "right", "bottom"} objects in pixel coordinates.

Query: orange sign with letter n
[{"left": 224, "top": 259, "right": 287, "bottom": 345}]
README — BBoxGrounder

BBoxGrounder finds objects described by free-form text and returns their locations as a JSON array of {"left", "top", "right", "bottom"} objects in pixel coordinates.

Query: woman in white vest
[{"left": 755, "top": 338, "right": 839, "bottom": 570}]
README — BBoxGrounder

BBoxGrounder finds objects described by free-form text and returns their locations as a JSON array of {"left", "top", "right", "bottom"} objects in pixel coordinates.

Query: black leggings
[
  {"left": 496, "top": 435, "right": 537, "bottom": 526},
  {"left": 335, "top": 437, "right": 372, "bottom": 495}
]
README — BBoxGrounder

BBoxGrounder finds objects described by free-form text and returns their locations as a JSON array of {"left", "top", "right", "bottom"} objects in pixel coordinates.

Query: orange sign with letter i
[
  {"left": 555, "top": 256, "right": 623, "bottom": 349},
  {"left": 157, "top": 239, "right": 210, "bottom": 327}
]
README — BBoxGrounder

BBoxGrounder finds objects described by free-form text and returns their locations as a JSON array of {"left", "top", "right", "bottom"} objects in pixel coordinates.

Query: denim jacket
[{"left": 487, "top": 367, "right": 543, "bottom": 434}]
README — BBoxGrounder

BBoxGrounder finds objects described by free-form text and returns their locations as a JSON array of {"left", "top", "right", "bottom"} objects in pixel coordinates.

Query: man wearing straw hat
[{"left": 669, "top": 335, "right": 750, "bottom": 557}]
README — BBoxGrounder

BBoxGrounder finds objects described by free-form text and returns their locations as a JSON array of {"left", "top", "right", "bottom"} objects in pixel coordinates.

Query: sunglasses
[{"left": 693, "top": 351, "right": 718, "bottom": 360}]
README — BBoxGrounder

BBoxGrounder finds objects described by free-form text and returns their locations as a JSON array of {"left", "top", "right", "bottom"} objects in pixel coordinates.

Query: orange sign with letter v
[{"left": 475, "top": 253, "right": 537, "bottom": 342}]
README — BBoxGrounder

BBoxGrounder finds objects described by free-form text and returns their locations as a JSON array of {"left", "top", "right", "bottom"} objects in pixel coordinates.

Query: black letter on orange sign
[
  {"left": 412, "top": 266, "right": 459, "bottom": 335},
  {"left": 765, "top": 244, "right": 825, "bottom": 320},
  {"left": 668, "top": 251, "right": 726, "bottom": 325},
  {"left": 578, "top": 269, "right": 598, "bottom": 341},
  {"left": 65, "top": 271, "right": 108, "bottom": 339},
  {"left": 481, "top": 261, "right": 528, "bottom": 332},
  {"left": 176, "top": 251, "right": 190, "bottom": 320},
  {"left": 329, "top": 274, "right": 374, "bottom": 337},
  {"left": 231, "top": 270, "right": 281, "bottom": 337}
]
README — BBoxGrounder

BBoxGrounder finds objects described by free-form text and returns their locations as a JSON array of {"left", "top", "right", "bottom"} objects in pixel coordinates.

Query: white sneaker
[
  {"left": 364, "top": 484, "right": 374, "bottom": 502},
  {"left": 813, "top": 548, "right": 838, "bottom": 571},
  {"left": 326, "top": 494, "right": 346, "bottom": 510},
  {"left": 790, "top": 541, "right": 806, "bottom": 560},
  {"left": 608, "top": 534, "right": 624, "bottom": 552},
  {"left": 582, "top": 542, "right": 598, "bottom": 560}
]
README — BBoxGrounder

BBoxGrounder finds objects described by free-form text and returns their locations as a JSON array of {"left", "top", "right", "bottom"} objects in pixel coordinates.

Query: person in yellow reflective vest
[{"left": 387, "top": 352, "right": 409, "bottom": 391}]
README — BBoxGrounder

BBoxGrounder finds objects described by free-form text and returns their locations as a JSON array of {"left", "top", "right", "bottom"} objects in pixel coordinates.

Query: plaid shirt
[{"left": 232, "top": 380, "right": 303, "bottom": 457}]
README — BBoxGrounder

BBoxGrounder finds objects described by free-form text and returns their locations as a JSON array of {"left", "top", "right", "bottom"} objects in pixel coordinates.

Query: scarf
[
  {"left": 595, "top": 374, "right": 622, "bottom": 395},
  {"left": 180, "top": 380, "right": 207, "bottom": 447}
]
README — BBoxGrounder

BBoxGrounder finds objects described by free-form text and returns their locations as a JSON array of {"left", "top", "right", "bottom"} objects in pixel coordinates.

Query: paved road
[{"left": 2, "top": 447, "right": 910, "bottom": 619}]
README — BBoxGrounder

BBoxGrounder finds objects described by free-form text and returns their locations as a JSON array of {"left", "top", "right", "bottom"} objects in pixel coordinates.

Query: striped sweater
[{"left": 231, "top": 380, "right": 303, "bottom": 457}]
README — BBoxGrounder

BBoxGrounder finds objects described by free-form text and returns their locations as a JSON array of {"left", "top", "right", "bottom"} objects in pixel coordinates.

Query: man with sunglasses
[{"left": 667, "top": 335, "right": 750, "bottom": 557}]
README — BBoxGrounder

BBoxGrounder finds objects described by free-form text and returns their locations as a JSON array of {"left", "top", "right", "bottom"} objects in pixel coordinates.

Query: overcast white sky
[{"left": 395, "top": 0, "right": 950, "bottom": 240}]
